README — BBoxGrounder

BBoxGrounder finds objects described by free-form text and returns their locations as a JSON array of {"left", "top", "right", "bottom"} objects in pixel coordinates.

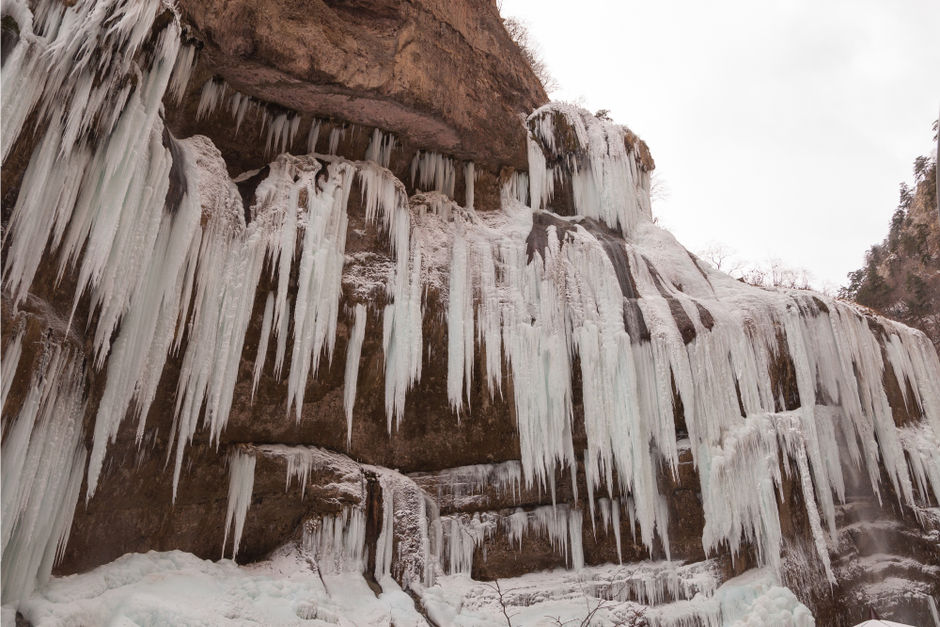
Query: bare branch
[{"left": 483, "top": 579, "right": 515, "bottom": 627}]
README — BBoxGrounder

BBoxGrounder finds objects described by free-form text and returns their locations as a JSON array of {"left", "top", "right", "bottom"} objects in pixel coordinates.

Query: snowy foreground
[{"left": 2, "top": 545, "right": 816, "bottom": 627}]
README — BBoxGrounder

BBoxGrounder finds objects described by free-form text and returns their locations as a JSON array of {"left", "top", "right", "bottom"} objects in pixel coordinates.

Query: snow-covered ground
[
  {"left": 3, "top": 545, "right": 815, "bottom": 626},
  {"left": 6, "top": 546, "right": 424, "bottom": 627}
]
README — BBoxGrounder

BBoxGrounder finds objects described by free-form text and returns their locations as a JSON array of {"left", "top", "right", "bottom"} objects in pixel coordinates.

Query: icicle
[
  {"left": 229, "top": 92, "right": 259, "bottom": 135},
  {"left": 344, "top": 304, "right": 367, "bottom": 444},
  {"left": 446, "top": 223, "right": 474, "bottom": 413},
  {"left": 307, "top": 119, "right": 322, "bottom": 154},
  {"left": 365, "top": 128, "right": 396, "bottom": 169},
  {"left": 273, "top": 296, "right": 291, "bottom": 381},
  {"left": 0, "top": 2, "right": 193, "bottom": 500},
  {"left": 6, "top": 10, "right": 940, "bottom": 596},
  {"left": 4, "top": 13, "right": 182, "bottom": 312},
  {"left": 265, "top": 112, "right": 300, "bottom": 156},
  {"left": 328, "top": 126, "right": 344, "bottom": 155},
  {"left": 410, "top": 151, "right": 456, "bottom": 198},
  {"left": 365, "top": 467, "right": 439, "bottom": 586},
  {"left": 166, "top": 44, "right": 198, "bottom": 104},
  {"left": 464, "top": 162, "right": 475, "bottom": 209},
  {"left": 527, "top": 103, "right": 652, "bottom": 233},
  {"left": 302, "top": 508, "right": 367, "bottom": 574},
  {"left": 612, "top": 498, "right": 623, "bottom": 564},
  {"left": 1, "top": 346, "right": 87, "bottom": 604},
  {"left": 374, "top": 477, "right": 395, "bottom": 580},
  {"left": 196, "top": 78, "right": 227, "bottom": 119},
  {"left": 2, "top": 0, "right": 169, "bottom": 164},
  {"left": 1, "top": 329, "right": 25, "bottom": 410},
  {"left": 222, "top": 450, "right": 256, "bottom": 560},
  {"left": 251, "top": 292, "right": 275, "bottom": 401},
  {"left": 286, "top": 160, "right": 351, "bottom": 420},
  {"left": 443, "top": 514, "right": 490, "bottom": 575}
]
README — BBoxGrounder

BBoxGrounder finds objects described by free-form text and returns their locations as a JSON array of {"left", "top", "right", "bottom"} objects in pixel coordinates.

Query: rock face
[
  {"left": 842, "top": 155, "right": 940, "bottom": 352},
  {"left": 2, "top": 1, "right": 940, "bottom": 625},
  {"left": 171, "top": 0, "right": 546, "bottom": 172}
]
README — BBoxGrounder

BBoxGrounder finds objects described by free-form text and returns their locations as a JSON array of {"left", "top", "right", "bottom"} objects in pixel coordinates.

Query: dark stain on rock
[
  {"left": 579, "top": 218, "right": 639, "bottom": 300},
  {"left": 1, "top": 14, "right": 20, "bottom": 64},
  {"left": 162, "top": 126, "right": 188, "bottom": 215},
  {"left": 525, "top": 211, "right": 577, "bottom": 263},
  {"left": 769, "top": 327, "right": 801, "bottom": 411},
  {"left": 882, "top": 356, "right": 923, "bottom": 428},
  {"left": 235, "top": 164, "right": 270, "bottom": 223},
  {"left": 671, "top": 369, "right": 688, "bottom": 440},
  {"left": 695, "top": 302, "right": 715, "bottom": 332},
  {"left": 314, "top": 158, "right": 330, "bottom": 192},
  {"left": 364, "top": 471, "right": 384, "bottom": 582},
  {"left": 686, "top": 251, "right": 712, "bottom": 285},
  {"left": 644, "top": 258, "right": 696, "bottom": 345},
  {"left": 525, "top": 214, "right": 652, "bottom": 341},
  {"left": 811, "top": 296, "right": 829, "bottom": 315}
]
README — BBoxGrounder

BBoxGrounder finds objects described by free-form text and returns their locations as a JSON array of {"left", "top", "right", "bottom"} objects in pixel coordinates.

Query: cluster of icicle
[
  {"left": 2, "top": 0, "right": 419, "bottom": 500},
  {"left": 412, "top": 103, "right": 939, "bottom": 587},
  {"left": 0, "top": 0, "right": 183, "bottom": 604},
  {"left": 196, "top": 77, "right": 301, "bottom": 157},
  {"left": 223, "top": 446, "right": 608, "bottom": 585},
  {"left": 3, "top": 0, "right": 940, "bottom": 608},
  {"left": 223, "top": 445, "right": 440, "bottom": 588},
  {"left": 0, "top": 338, "right": 87, "bottom": 605},
  {"left": 525, "top": 104, "right": 653, "bottom": 233}
]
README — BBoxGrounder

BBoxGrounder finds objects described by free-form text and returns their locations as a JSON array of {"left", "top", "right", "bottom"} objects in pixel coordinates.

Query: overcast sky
[{"left": 500, "top": 0, "right": 940, "bottom": 290}]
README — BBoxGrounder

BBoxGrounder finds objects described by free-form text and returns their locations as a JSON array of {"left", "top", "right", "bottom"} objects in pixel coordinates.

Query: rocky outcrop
[
  {"left": 168, "top": 0, "right": 546, "bottom": 176},
  {"left": 843, "top": 153, "right": 940, "bottom": 352}
]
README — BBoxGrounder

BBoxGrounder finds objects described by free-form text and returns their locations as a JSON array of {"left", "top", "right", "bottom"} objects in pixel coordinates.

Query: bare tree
[
  {"left": 739, "top": 258, "right": 813, "bottom": 290},
  {"left": 650, "top": 171, "right": 670, "bottom": 205},
  {"left": 501, "top": 16, "right": 559, "bottom": 94},
  {"left": 697, "top": 242, "right": 742, "bottom": 274}
]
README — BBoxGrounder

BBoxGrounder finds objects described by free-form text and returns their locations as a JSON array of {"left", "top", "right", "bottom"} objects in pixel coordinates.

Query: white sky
[{"left": 500, "top": 0, "right": 940, "bottom": 290}]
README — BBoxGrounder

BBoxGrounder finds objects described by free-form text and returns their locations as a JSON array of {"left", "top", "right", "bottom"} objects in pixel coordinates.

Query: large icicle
[
  {"left": 344, "top": 304, "right": 368, "bottom": 444},
  {"left": 1, "top": 346, "right": 87, "bottom": 604},
  {"left": 0, "top": 329, "right": 25, "bottom": 410},
  {"left": 222, "top": 450, "right": 256, "bottom": 560},
  {"left": 411, "top": 151, "right": 456, "bottom": 199},
  {"left": 252, "top": 292, "right": 275, "bottom": 401}
]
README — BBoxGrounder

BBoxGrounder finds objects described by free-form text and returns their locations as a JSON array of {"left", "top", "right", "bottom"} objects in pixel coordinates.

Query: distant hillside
[{"left": 842, "top": 122, "right": 940, "bottom": 351}]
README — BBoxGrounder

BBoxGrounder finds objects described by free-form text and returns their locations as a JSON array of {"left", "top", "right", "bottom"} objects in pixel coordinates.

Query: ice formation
[
  {"left": 0, "top": 329, "right": 24, "bottom": 410},
  {"left": 411, "top": 460, "right": 524, "bottom": 510},
  {"left": 221, "top": 445, "right": 439, "bottom": 586},
  {"left": 3, "top": 0, "right": 940, "bottom": 620},
  {"left": 526, "top": 104, "right": 652, "bottom": 233},
  {"left": 1, "top": 345, "right": 87, "bottom": 604},
  {"left": 222, "top": 450, "right": 256, "bottom": 560},
  {"left": 411, "top": 150, "right": 457, "bottom": 199},
  {"left": 344, "top": 304, "right": 368, "bottom": 444},
  {"left": 328, "top": 125, "right": 345, "bottom": 155},
  {"left": 303, "top": 509, "right": 367, "bottom": 575},
  {"left": 439, "top": 501, "right": 612, "bottom": 577},
  {"left": 365, "top": 128, "right": 397, "bottom": 169}
]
